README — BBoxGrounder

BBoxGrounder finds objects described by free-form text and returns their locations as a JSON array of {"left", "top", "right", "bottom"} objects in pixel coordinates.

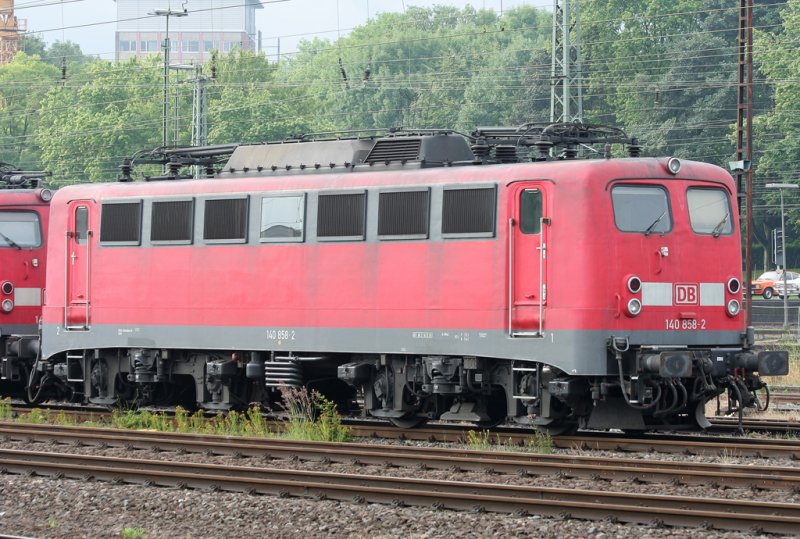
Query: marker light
[
  {"left": 727, "top": 299, "right": 741, "bottom": 317},
  {"left": 1, "top": 281, "right": 12, "bottom": 295},
  {"left": 1, "top": 299, "right": 13, "bottom": 313},
  {"left": 727, "top": 277, "right": 741, "bottom": 295},
  {"left": 627, "top": 275, "right": 642, "bottom": 294}
]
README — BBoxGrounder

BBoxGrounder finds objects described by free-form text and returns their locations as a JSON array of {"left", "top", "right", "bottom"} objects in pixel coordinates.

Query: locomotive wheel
[{"left": 389, "top": 415, "right": 428, "bottom": 429}]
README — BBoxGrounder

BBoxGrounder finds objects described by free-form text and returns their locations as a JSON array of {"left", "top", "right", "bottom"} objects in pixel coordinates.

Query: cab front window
[
  {"left": 0, "top": 211, "right": 41, "bottom": 248},
  {"left": 611, "top": 185, "right": 672, "bottom": 235},
  {"left": 687, "top": 187, "right": 732, "bottom": 237}
]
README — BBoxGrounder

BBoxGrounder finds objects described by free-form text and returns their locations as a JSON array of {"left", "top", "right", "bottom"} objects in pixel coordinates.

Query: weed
[
  {"left": 47, "top": 516, "right": 59, "bottom": 528},
  {"left": 18, "top": 408, "right": 48, "bottom": 425},
  {"left": 279, "top": 386, "right": 352, "bottom": 442},
  {"left": 525, "top": 431, "right": 554, "bottom": 454},
  {"left": 466, "top": 429, "right": 494, "bottom": 451},
  {"left": 0, "top": 398, "right": 12, "bottom": 421},
  {"left": 122, "top": 527, "right": 147, "bottom": 539}
]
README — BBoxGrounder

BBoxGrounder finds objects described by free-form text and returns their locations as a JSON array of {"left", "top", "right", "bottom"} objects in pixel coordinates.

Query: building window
[
  {"left": 204, "top": 40, "right": 220, "bottom": 52},
  {"left": 119, "top": 40, "right": 136, "bottom": 52},
  {"left": 223, "top": 41, "right": 240, "bottom": 52},
  {"left": 141, "top": 40, "right": 159, "bottom": 52},
  {"left": 182, "top": 40, "right": 199, "bottom": 52}
]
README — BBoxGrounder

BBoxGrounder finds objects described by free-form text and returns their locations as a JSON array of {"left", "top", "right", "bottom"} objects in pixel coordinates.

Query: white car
[{"left": 773, "top": 272, "right": 800, "bottom": 299}]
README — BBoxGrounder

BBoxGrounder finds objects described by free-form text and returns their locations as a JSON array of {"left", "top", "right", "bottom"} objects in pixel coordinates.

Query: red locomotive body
[
  {"left": 0, "top": 171, "right": 52, "bottom": 391},
  {"left": 33, "top": 126, "right": 787, "bottom": 431}
]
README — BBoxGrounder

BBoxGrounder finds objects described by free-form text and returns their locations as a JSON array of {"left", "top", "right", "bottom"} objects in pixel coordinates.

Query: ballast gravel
[
  {"left": 0, "top": 474, "right": 770, "bottom": 539},
  {"left": 0, "top": 436, "right": 790, "bottom": 538}
]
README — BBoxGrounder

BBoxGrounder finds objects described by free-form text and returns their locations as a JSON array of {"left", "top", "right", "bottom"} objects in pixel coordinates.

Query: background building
[
  {"left": 113, "top": 0, "right": 262, "bottom": 63},
  {"left": 0, "top": 0, "right": 23, "bottom": 64}
]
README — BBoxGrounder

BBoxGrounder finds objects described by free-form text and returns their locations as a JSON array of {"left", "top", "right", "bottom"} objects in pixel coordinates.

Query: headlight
[
  {"left": 727, "top": 299, "right": 741, "bottom": 317},
  {"left": 667, "top": 157, "right": 681, "bottom": 175},
  {"left": 627, "top": 298, "right": 642, "bottom": 317},
  {"left": 39, "top": 188, "right": 53, "bottom": 202},
  {"left": 1, "top": 298, "right": 13, "bottom": 313}
]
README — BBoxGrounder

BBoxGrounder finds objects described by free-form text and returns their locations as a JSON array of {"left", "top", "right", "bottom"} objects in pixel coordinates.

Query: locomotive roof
[{"left": 117, "top": 123, "right": 647, "bottom": 182}]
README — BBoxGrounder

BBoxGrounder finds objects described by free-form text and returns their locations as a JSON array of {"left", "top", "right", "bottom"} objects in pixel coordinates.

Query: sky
[{"left": 17, "top": 0, "right": 546, "bottom": 61}]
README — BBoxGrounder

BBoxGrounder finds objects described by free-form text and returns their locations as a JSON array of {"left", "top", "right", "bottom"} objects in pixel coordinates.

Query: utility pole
[
  {"left": 736, "top": 0, "right": 754, "bottom": 328},
  {"left": 550, "top": 0, "right": 583, "bottom": 123}
]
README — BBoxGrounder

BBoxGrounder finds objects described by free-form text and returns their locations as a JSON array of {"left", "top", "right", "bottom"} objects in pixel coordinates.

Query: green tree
[
  {"left": 0, "top": 53, "right": 60, "bottom": 169},
  {"left": 36, "top": 57, "right": 163, "bottom": 185}
]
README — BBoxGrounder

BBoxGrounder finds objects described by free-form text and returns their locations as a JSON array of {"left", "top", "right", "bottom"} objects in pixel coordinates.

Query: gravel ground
[
  {"left": 0, "top": 437, "right": 793, "bottom": 538},
  {"left": 0, "top": 474, "right": 775, "bottom": 539}
]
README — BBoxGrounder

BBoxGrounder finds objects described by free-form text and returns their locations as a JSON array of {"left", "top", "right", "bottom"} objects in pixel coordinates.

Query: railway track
[
  {"left": 6, "top": 448, "right": 799, "bottom": 533},
  {"left": 6, "top": 404, "right": 800, "bottom": 458},
  {"left": 1, "top": 422, "right": 799, "bottom": 490}
]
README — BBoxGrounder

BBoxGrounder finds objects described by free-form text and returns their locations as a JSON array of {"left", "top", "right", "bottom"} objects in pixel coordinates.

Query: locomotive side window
[
  {"left": 151, "top": 200, "right": 194, "bottom": 244},
  {"left": 687, "top": 188, "right": 733, "bottom": 237},
  {"left": 611, "top": 185, "right": 672, "bottom": 235},
  {"left": 442, "top": 186, "right": 496, "bottom": 237},
  {"left": 378, "top": 189, "right": 430, "bottom": 239},
  {"left": 75, "top": 206, "right": 88, "bottom": 245},
  {"left": 203, "top": 198, "right": 248, "bottom": 243},
  {"left": 100, "top": 201, "right": 142, "bottom": 245},
  {"left": 520, "top": 189, "right": 542, "bottom": 234},
  {"left": 317, "top": 191, "right": 367, "bottom": 241},
  {"left": 260, "top": 194, "right": 305, "bottom": 242},
  {"left": 0, "top": 211, "right": 41, "bottom": 248}
]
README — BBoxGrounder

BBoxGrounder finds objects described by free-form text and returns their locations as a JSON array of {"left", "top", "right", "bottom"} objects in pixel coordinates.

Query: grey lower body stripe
[{"left": 41, "top": 323, "right": 744, "bottom": 377}]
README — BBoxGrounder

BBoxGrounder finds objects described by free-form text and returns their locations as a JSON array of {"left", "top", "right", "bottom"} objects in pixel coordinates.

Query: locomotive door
[
  {"left": 508, "top": 183, "right": 548, "bottom": 337},
  {"left": 65, "top": 200, "right": 92, "bottom": 330}
]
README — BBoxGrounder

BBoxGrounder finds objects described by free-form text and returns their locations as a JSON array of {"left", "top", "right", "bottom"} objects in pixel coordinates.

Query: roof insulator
[
  {"left": 300, "top": 164, "right": 306, "bottom": 170},
  {"left": 627, "top": 138, "right": 642, "bottom": 158},
  {"left": 257, "top": 166, "right": 264, "bottom": 172},
  {"left": 271, "top": 165, "right": 278, "bottom": 171},
  {"left": 314, "top": 163, "right": 321, "bottom": 169}
]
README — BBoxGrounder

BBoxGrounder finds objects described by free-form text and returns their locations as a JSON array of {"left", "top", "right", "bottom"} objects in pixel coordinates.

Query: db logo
[{"left": 675, "top": 284, "right": 698, "bottom": 305}]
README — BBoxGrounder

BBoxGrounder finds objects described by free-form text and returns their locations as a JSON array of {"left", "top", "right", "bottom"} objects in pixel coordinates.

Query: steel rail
[
  {"left": 1, "top": 448, "right": 799, "bottom": 534},
  {"left": 7, "top": 405, "right": 800, "bottom": 456},
  {"left": 1, "top": 422, "right": 799, "bottom": 491}
]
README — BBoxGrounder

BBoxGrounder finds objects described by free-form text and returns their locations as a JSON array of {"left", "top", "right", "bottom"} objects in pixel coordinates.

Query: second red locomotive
[{"left": 15, "top": 124, "right": 790, "bottom": 432}]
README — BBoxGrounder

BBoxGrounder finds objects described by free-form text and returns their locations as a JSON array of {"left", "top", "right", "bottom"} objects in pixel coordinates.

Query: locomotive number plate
[{"left": 665, "top": 319, "right": 706, "bottom": 330}]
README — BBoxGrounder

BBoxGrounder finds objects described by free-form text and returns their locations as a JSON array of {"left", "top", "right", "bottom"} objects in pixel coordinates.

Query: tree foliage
[{"left": 2, "top": 2, "right": 799, "bottom": 267}]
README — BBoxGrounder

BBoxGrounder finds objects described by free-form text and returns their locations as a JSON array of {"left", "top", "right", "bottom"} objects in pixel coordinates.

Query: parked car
[
  {"left": 752, "top": 271, "right": 800, "bottom": 299},
  {"left": 774, "top": 272, "right": 800, "bottom": 298}
]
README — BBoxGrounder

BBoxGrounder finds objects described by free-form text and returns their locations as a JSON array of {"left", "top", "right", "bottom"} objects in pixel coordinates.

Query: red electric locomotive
[
  {"left": 0, "top": 165, "right": 52, "bottom": 396},
  {"left": 33, "top": 124, "right": 787, "bottom": 432}
]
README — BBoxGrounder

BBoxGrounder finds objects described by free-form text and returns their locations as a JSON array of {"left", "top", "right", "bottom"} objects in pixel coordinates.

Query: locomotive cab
[{"left": 0, "top": 170, "right": 51, "bottom": 395}]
